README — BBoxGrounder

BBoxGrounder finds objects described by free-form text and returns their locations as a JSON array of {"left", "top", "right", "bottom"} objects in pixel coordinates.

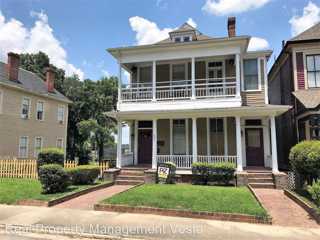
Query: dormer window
[
  {"left": 173, "top": 35, "right": 192, "bottom": 43},
  {"left": 183, "top": 36, "right": 191, "bottom": 42}
]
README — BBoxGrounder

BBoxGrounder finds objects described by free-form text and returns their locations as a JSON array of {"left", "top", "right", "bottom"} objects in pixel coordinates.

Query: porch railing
[
  {"left": 156, "top": 155, "right": 237, "bottom": 169},
  {"left": 157, "top": 155, "right": 193, "bottom": 169},
  {"left": 197, "top": 155, "right": 237, "bottom": 164},
  {"left": 121, "top": 77, "right": 237, "bottom": 102}
]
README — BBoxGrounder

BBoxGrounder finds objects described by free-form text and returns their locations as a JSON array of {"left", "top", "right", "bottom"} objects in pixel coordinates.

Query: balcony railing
[
  {"left": 121, "top": 77, "right": 237, "bottom": 102},
  {"left": 156, "top": 155, "right": 237, "bottom": 169}
]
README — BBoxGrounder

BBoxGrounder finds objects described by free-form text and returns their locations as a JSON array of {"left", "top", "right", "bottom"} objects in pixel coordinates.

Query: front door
[
  {"left": 245, "top": 128, "right": 264, "bottom": 166},
  {"left": 138, "top": 129, "right": 152, "bottom": 164}
]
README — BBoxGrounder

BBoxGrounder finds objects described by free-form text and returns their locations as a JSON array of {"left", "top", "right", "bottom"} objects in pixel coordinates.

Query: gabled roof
[
  {"left": 290, "top": 22, "right": 320, "bottom": 42},
  {"left": 292, "top": 89, "right": 320, "bottom": 109},
  {"left": 170, "top": 22, "right": 197, "bottom": 34},
  {"left": 0, "top": 62, "right": 71, "bottom": 103}
]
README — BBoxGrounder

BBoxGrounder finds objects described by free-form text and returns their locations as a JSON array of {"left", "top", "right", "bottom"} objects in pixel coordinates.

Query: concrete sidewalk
[{"left": 0, "top": 205, "right": 319, "bottom": 240}]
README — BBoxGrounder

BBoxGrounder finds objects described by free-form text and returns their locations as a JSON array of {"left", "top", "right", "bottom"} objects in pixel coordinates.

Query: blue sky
[{"left": 0, "top": 0, "right": 320, "bottom": 81}]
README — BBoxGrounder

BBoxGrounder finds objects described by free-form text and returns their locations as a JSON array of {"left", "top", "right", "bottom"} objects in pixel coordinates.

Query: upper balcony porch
[{"left": 118, "top": 54, "right": 241, "bottom": 111}]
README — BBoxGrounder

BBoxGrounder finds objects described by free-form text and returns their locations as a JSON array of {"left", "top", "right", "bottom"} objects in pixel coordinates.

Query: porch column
[
  {"left": 152, "top": 119, "right": 158, "bottom": 169},
  {"left": 235, "top": 116, "right": 243, "bottom": 171},
  {"left": 170, "top": 119, "right": 173, "bottom": 155},
  {"left": 134, "top": 120, "right": 138, "bottom": 165},
  {"left": 224, "top": 117, "right": 228, "bottom": 155},
  {"left": 191, "top": 57, "right": 196, "bottom": 99},
  {"left": 185, "top": 119, "right": 189, "bottom": 155},
  {"left": 206, "top": 118, "right": 211, "bottom": 155},
  {"left": 270, "top": 116, "right": 279, "bottom": 172},
  {"left": 116, "top": 120, "right": 122, "bottom": 168},
  {"left": 235, "top": 54, "right": 241, "bottom": 97},
  {"left": 152, "top": 61, "right": 156, "bottom": 101},
  {"left": 118, "top": 62, "right": 122, "bottom": 102},
  {"left": 192, "top": 117, "right": 198, "bottom": 162}
]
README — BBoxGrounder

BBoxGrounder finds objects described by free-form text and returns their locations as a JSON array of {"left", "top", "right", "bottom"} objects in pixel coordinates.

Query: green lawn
[
  {"left": 0, "top": 178, "right": 106, "bottom": 204},
  {"left": 103, "top": 184, "right": 267, "bottom": 217},
  {"left": 294, "top": 189, "right": 320, "bottom": 211}
]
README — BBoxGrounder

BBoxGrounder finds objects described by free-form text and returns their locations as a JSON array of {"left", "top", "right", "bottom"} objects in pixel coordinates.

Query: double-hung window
[
  {"left": 21, "top": 97, "right": 30, "bottom": 119},
  {"left": 56, "top": 138, "right": 63, "bottom": 149},
  {"left": 306, "top": 55, "right": 320, "bottom": 88},
  {"left": 57, "top": 106, "right": 65, "bottom": 124},
  {"left": 34, "top": 137, "right": 43, "bottom": 157},
  {"left": 19, "top": 136, "right": 28, "bottom": 158},
  {"left": 243, "top": 59, "right": 259, "bottom": 90},
  {"left": 36, "top": 101, "right": 44, "bottom": 120}
]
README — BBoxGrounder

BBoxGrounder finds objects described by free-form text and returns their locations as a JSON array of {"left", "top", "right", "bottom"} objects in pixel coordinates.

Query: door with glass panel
[
  {"left": 173, "top": 120, "right": 186, "bottom": 155},
  {"left": 206, "top": 61, "right": 224, "bottom": 96},
  {"left": 171, "top": 63, "right": 189, "bottom": 98}
]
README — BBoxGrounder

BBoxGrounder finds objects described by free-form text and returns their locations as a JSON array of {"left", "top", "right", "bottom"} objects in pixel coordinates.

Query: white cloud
[
  {"left": 289, "top": 1, "right": 320, "bottom": 37},
  {"left": 202, "top": 0, "right": 271, "bottom": 16},
  {"left": 0, "top": 10, "right": 84, "bottom": 79},
  {"left": 129, "top": 16, "right": 198, "bottom": 45},
  {"left": 129, "top": 16, "right": 174, "bottom": 45},
  {"left": 101, "top": 69, "right": 110, "bottom": 77},
  {"left": 186, "top": 18, "right": 197, "bottom": 28},
  {"left": 248, "top": 37, "right": 270, "bottom": 51}
]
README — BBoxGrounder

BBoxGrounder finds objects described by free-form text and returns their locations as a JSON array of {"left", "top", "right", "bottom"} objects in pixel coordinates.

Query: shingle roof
[
  {"left": 0, "top": 62, "right": 70, "bottom": 103},
  {"left": 292, "top": 89, "right": 320, "bottom": 109},
  {"left": 290, "top": 22, "right": 320, "bottom": 41}
]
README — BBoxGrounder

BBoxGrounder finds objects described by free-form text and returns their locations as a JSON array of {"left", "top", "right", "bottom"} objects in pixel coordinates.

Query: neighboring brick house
[
  {"left": 0, "top": 52, "right": 71, "bottom": 158},
  {"left": 269, "top": 22, "right": 320, "bottom": 169}
]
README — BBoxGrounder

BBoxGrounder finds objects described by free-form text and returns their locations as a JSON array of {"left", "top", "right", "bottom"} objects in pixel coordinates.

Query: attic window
[
  {"left": 174, "top": 35, "right": 192, "bottom": 43},
  {"left": 183, "top": 36, "right": 191, "bottom": 42},
  {"left": 174, "top": 37, "right": 181, "bottom": 43}
]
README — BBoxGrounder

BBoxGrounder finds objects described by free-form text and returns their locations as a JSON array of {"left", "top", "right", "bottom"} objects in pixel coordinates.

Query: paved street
[{"left": 0, "top": 204, "right": 319, "bottom": 240}]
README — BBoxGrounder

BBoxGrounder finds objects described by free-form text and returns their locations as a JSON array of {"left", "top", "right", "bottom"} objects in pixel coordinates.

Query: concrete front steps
[
  {"left": 115, "top": 167, "right": 146, "bottom": 185},
  {"left": 248, "top": 171, "right": 275, "bottom": 189}
]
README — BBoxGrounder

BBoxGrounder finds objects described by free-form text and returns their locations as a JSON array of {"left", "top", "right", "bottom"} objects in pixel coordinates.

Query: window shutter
[{"left": 296, "top": 52, "right": 305, "bottom": 89}]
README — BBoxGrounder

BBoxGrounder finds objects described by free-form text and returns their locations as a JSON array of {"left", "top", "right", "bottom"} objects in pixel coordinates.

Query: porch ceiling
[{"left": 106, "top": 104, "right": 291, "bottom": 120}]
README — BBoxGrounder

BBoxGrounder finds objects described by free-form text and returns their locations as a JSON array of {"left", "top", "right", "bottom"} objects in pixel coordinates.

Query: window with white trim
[
  {"left": 21, "top": 97, "right": 30, "bottom": 119},
  {"left": 172, "top": 64, "right": 186, "bottom": 82},
  {"left": 36, "top": 101, "right": 44, "bottom": 121},
  {"left": 306, "top": 55, "right": 320, "bottom": 88},
  {"left": 243, "top": 59, "right": 259, "bottom": 90},
  {"left": 34, "top": 137, "right": 43, "bottom": 157},
  {"left": 56, "top": 138, "right": 63, "bottom": 149},
  {"left": 57, "top": 106, "right": 65, "bottom": 124},
  {"left": 173, "top": 119, "right": 186, "bottom": 155},
  {"left": 19, "top": 136, "right": 28, "bottom": 158}
]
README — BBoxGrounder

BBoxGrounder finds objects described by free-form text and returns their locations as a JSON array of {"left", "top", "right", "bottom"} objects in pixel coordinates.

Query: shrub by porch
[{"left": 102, "top": 184, "right": 267, "bottom": 218}]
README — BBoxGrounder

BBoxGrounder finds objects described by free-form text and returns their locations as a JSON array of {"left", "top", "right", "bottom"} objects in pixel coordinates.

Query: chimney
[
  {"left": 45, "top": 67, "right": 55, "bottom": 92},
  {"left": 227, "top": 17, "right": 236, "bottom": 38},
  {"left": 6, "top": 52, "right": 20, "bottom": 82}
]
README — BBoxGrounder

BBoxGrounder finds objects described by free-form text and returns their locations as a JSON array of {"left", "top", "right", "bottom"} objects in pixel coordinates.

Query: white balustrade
[{"left": 197, "top": 155, "right": 237, "bottom": 164}]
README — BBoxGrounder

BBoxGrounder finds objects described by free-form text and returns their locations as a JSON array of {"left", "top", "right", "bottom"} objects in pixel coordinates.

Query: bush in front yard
[
  {"left": 38, "top": 148, "right": 64, "bottom": 167},
  {"left": 192, "top": 162, "right": 236, "bottom": 185},
  {"left": 66, "top": 165, "right": 100, "bottom": 185},
  {"left": 308, "top": 180, "right": 320, "bottom": 207},
  {"left": 289, "top": 141, "right": 320, "bottom": 184},
  {"left": 39, "top": 164, "right": 70, "bottom": 193}
]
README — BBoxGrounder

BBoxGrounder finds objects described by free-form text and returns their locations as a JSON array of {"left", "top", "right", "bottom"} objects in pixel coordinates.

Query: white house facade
[{"left": 107, "top": 18, "right": 290, "bottom": 174}]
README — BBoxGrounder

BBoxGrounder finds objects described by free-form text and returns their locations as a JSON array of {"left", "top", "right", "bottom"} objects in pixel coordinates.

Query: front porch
[{"left": 116, "top": 114, "right": 280, "bottom": 172}]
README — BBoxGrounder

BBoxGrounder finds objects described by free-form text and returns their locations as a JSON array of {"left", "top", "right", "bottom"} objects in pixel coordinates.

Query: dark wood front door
[
  {"left": 138, "top": 129, "right": 152, "bottom": 164},
  {"left": 245, "top": 128, "right": 264, "bottom": 166}
]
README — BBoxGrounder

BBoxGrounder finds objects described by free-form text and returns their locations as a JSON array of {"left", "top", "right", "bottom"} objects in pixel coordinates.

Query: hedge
[
  {"left": 39, "top": 164, "right": 70, "bottom": 193},
  {"left": 66, "top": 165, "right": 100, "bottom": 185},
  {"left": 192, "top": 162, "right": 236, "bottom": 185},
  {"left": 38, "top": 148, "right": 64, "bottom": 167}
]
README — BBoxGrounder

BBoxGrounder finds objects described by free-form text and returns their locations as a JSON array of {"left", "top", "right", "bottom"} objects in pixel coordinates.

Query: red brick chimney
[
  {"left": 45, "top": 67, "right": 55, "bottom": 92},
  {"left": 228, "top": 17, "right": 236, "bottom": 38},
  {"left": 6, "top": 52, "right": 20, "bottom": 82}
]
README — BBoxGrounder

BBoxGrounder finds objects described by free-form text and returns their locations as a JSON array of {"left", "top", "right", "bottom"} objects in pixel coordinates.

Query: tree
[{"left": 18, "top": 52, "right": 118, "bottom": 163}]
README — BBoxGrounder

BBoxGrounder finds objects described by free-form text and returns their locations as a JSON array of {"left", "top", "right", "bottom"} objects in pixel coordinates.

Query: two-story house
[
  {"left": 108, "top": 17, "right": 290, "bottom": 184},
  {"left": 269, "top": 22, "right": 320, "bottom": 169},
  {"left": 0, "top": 52, "right": 71, "bottom": 158}
]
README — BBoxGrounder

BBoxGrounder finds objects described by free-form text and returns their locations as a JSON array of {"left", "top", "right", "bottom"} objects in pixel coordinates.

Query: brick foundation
[
  {"left": 273, "top": 172, "right": 288, "bottom": 189},
  {"left": 103, "top": 168, "right": 120, "bottom": 182},
  {"left": 144, "top": 169, "right": 157, "bottom": 183},
  {"left": 236, "top": 171, "right": 249, "bottom": 186}
]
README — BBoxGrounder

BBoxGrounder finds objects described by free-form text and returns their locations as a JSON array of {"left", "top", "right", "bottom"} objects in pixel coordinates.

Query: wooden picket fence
[
  {"left": 64, "top": 160, "right": 78, "bottom": 169},
  {"left": 0, "top": 157, "right": 38, "bottom": 179},
  {"left": 0, "top": 157, "right": 111, "bottom": 179}
]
